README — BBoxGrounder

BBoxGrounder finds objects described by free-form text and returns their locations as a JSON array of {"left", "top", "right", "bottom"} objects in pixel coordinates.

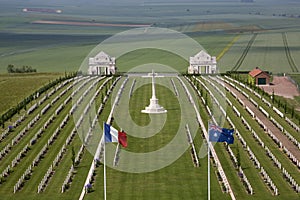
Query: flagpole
[
  {"left": 208, "top": 140, "right": 210, "bottom": 200},
  {"left": 103, "top": 124, "right": 107, "bottom": 200},
  {"left": 208, "top": 121, "right": 211, "bottom": 200}
]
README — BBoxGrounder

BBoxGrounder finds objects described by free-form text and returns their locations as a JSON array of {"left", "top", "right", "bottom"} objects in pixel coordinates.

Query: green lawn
[{"left": 0, "top": 73, "right": 62, "bottom": 115}]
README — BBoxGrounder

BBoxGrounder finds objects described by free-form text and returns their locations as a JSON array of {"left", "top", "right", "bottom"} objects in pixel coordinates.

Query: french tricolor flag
[
  {"left": 104, "top": 123, "right": 118, "bottom": 143},
  {"left": 104, "top": 123, "right": 128, "bottom": 148}
]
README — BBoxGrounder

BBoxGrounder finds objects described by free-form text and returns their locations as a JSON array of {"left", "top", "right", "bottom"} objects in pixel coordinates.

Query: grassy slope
[{"left": 0, "top": 73, "right": 62, "bottom": 114}]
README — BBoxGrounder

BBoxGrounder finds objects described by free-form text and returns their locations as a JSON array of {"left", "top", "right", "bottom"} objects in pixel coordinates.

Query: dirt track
[{"left": 32, "top": 20, "right": 152, "bottom": 28}]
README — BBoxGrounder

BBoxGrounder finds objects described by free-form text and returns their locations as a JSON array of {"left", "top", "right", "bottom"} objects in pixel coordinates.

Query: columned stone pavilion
[
  {"left": 88, "top": 51, "right": 116, "bottom": 75},
  {"left": 188, "top": 50, "right": 217, "bottom": 74}
]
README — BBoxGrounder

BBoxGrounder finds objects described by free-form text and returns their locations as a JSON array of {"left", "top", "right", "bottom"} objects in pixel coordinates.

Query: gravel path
[{"left": 260, "top": 76, "right": 299, "bottom": 99}]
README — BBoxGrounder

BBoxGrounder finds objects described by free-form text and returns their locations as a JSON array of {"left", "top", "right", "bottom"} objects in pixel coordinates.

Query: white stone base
[{"left": 141, "top": 97, "right": 167, "bottom": 114}]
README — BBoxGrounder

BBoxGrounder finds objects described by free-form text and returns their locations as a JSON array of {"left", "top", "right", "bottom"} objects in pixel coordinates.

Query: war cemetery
[{"left": 0, "top": 0, "right": 300, "bottom": 199}]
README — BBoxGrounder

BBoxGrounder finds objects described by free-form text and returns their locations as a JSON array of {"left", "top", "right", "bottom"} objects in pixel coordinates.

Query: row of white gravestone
[
  {"left": 115, "top": 77, "right": 128, "bottom": 106},
  {"left": 13, "top": 165, "right": 32, "bottom": 193},
  {"left": 270, "top": 116, "right": 300, "bottom": 150},
  {"left": 170, "top": 78, "right": 179, "bottom": 97},
  {"left": 94, "top": 76, "right": 123, "bottom": 156},
  {"left": 256, "top": 116, "right": 267, "bottom": 131},
  {"left": 82, "top": 77, "right": 122, "bottom": 196},
  {"left": 27, "top": 103, "right": 38, "bottom": 115},
  {"left": 238, "top": 167, "right": 253, "bottom": 195},
  {"left": 224, "top": 76, "right": 300, "bottom": 168},
  {"left": 186, "top": 76, "right": 232, "bottom": 194},
  {"left": 284, "top": 130, "right": 300, "bottom": 150},
  {"left": 1, "top": 165, "right": 11, "bottom": 179},
  {"left": 177, "top": 77, "right": 193, "bottom": 104},
  {"left": 265, "top": 146, "right": 282, "bottom": 169},
  {"left": 259, "top": 106, "right": 270, "bottom": 118},
  {"left": 11, "top": 78, "right": 83, "bottom": 193},
  {"left": 41, "top": 104, "right": 51, "bottom": 116},
  {"left": 273, "top": 106, "right": 284, "bottom": 118},
  {"left": 222, "top": 79, "right": 300, "bottom": 194},
  {"left": 69, "top": 77, "right": 102, "bottom": 115},
  {"left": 10, "top": 145, "right": 30, "bottom": 168},
  {"left": 38, "top": 96, "right": 47, "bottom": 106},
  {"left": 190, "top": 77, "right": 216, "bottom": 122},
  {"left": 282, "top": 168, "right": 300, "bottom": 192},
  {"left": 0, "top": 144, "right": 11, "bottom": 161},
  {"left": 61, "top": 165, "right": 75, "bottom": 193},
  {"left": 209, "top": 76, "right": 280, "bottom": 195},
  {"left": 220, "top": 77, "right": 300, "bottom": 193},
  {"left": 35, "top": 77, "right": 98, "bottom": 193},
  {"left": 13, "top": 78, "right": 90, "bottom": 193},
  {"left": 73, "top": 77, "right": 112, "bottom": 132},
  {"left": 241, "top": 90, "right": 249, "bottom": 99},
  {"left": 61, "top": 78, "right": 114, "bottom": 194},
  {"left": 246, "top": 132, "right": 262, "bottom": 168},
  {"left": 241, "top": 116, "right": 252, "bottom": 132},
  {"left": 206, "top": 76, "right": 227, "bottom": 99},
  {"left": 38, "top": 142, "right": 69, "bottom": 193},
  {"left": 71, "top": 76, "right": 96, "bottom": 99},
  {"left": 228, "top": 96, "right": 277, "bottom": 194},
  {"left": 51, "top": 95, "right": 61, "bottom": 106},
  {"left": 246, "top": 106, "right": 255, "bottom": 118},
  {"left": 227, "top": 145, "right": 254, "bottom": 195},
  {"left": 61, "top": 144, "right": 85, "bottom": 194},
  {"left": 37, "top": 164, "right": 53, "bottom": 193},
  {"left": 73, "top": 79, "right": 101, "bottom": 120},
  {"left": 260, "top": 167, "right": 278, "bottom": 195},
  {"left": 2, "top": 114, "right": 40, "bottom": 159},
  {"left": 185, "top": 124, "right": 199, "bottom": 167},
  {"left": 249, "top": 97, "right": 258, "bottom": 107},
  {"left": 285, "top": 117, "right": 300, "bottom": 132},
  {"left": 234, "top": 127, "right": 247, "bottom": 148},
  {"left": 74, "top": 76, "right": 116, "bottom": 161},
  {"left": 232, "top": 105, "right": 241, "bottom": 117},
  {"left": 225, "top": 75, "right": 300, "bottom": 133},
  {"left": 226, "top": 111, "right": 262, "bottom": 170},
  {"left": 201, "top": 77, "right": 227, "bottom": 119},
  {"left": 283, "top": 146, "right": 300, "bottom": 169},
  {"left": 0, "top": 114, "right": 25, "bottom": 141},
  {"left": 63, "top": 77, "right": 105, "bottom": 135},
  {"left": 225, "top": 79, "right": 296, "bottom": 161},
  {"left": 129, "top": 79, "right": 136, "bottom": 97},
  {"left": 113, "top": 77, "right": 128, "bottom": 167},
  {"left": 55, "top": 104, "right": 64, "bottom": 116},
  {"left": 251, "top": 129, "right": 265, "bottom": 148}
]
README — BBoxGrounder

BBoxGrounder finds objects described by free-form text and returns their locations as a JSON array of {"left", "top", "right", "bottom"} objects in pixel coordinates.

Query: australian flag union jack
[{"left": 209, "top": 124, "right": 234, "bottom": 144}]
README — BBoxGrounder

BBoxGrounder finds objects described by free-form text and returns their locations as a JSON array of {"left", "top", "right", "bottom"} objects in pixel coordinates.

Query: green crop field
[{"left": 0, "top": 73, "right": 62, "bottom": 114}]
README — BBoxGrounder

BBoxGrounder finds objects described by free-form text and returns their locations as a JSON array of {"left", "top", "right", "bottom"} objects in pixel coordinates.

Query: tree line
[{"left": 7, "top": 64, "right": 37, "bottom": 73}]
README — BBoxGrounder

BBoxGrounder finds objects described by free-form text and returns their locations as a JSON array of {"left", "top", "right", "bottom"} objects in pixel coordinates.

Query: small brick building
[{"left": 248, "top": 67, "right": 270, "bottom": 85}]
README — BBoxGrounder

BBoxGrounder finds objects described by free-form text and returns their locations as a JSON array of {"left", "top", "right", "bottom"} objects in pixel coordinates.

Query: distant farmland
[
  {"left": 31, "top": 20, "right": 152, "bottom": 28},
  {"left": 218, "top": 32, "right": 300, "bottom": 73}
]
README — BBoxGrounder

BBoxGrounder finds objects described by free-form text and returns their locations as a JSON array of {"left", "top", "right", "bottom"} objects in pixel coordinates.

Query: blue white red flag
[{"left": 104, "top": 123, "right": 118, "bottom": 143}]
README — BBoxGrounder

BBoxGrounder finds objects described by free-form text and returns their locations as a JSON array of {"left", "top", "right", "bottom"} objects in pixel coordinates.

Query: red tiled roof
[{"left": 249, "top": 68, "right": 264, "bottom": 77}]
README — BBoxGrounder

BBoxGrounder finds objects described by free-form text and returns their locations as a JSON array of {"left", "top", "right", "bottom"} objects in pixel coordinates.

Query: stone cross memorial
[{"left": 141, "top": 70, "right": 167, "bottom": 114}]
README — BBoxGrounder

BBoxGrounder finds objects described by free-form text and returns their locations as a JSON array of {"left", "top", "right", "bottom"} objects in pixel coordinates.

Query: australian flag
[{"left": 209, "top": 124, "right": 234, "bottom": 144}]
